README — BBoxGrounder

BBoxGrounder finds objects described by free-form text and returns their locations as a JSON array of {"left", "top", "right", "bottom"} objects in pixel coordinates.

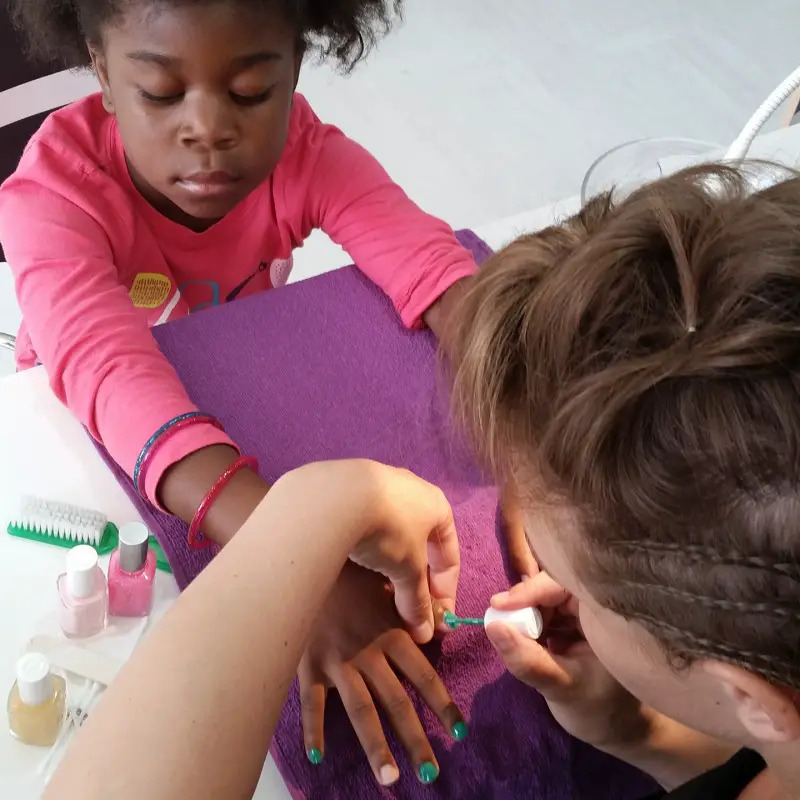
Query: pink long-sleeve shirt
[{"left": 0, "top": 93, "right": 476, "bottom": 502}]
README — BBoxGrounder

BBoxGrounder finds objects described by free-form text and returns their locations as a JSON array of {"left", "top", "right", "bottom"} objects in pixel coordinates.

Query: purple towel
[{"left": 94, "top": 231, "right": 657, "bottom": 799}]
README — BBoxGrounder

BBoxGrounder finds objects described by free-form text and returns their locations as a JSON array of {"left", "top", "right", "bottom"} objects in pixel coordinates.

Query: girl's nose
[{"left": 179, "top": 92, "right": 238, "bottom": 151}]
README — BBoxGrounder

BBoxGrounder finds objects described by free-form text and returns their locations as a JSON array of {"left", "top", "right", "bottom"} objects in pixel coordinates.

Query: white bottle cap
[
  {"left": 16, "top": 652, "right": 53, "bottom": 706},
  {"left": 484, "top": 605, "right": 544, "bottom": 640},
  {"left": 66, "top": 544, "right": 100, "bottom": 599}
]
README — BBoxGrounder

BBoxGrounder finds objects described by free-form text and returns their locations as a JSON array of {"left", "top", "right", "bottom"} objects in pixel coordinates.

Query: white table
[{"left": 3, "top": 123, "right": 800, "bottom": 798}]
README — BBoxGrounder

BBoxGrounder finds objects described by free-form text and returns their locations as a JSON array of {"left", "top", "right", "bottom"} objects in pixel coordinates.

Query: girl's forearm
[
  {"left": 44, "top": 463, "right": 376, "bottom": 800},
  {"left": 158, "top": 444, "right": 271, "bottom": 545}
]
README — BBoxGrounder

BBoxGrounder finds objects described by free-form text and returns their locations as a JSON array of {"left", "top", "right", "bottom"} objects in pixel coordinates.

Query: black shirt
[{"left": 646, "top": 750, "right": 766, "bottom": 799}]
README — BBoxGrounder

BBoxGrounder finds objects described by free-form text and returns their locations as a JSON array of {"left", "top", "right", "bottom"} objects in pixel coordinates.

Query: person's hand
[
  {"left": 486, "top": 572, "right": 648, "bottom": 750},
  {"left": 298, "top": 563, "right": 466, "bottom": 787},
  {"left": 347, "top": 464, "right": 460, "bottom": 643},
  {"left": 499, "top": 483, "right": 539, "bottom": 580}
]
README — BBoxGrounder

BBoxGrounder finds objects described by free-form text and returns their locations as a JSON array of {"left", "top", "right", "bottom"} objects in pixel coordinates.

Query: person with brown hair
[{"left": 447, "top": 162, "right": 800, "bottom": 798}]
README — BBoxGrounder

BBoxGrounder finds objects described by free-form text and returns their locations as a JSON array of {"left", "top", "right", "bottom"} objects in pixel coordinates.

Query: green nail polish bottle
[
  {"left": 452, "top": 720, "right": 469, "bottom": 741},
  {"left": 307, "top": 748, "right": 323, "bottom": 765},
  {"left": 418, "top": 761, "right": 439, "bottom": 784}
]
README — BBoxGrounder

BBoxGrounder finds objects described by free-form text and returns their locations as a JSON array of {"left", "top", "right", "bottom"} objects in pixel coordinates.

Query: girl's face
[
  {"left": 92, "top": 1, "right": 302, "bottom": 229},
  {"left": 525, "top": 505, "right": 748, "bottom": 744}
]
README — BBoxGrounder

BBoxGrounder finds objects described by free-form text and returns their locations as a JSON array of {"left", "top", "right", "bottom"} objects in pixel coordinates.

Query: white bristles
[{"left": 9, "top": 496, "right": 107, "bottom": 546}]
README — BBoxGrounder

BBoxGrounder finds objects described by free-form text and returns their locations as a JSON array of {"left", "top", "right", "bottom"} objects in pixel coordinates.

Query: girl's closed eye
[
  {"left": 139, "top": 88, "right": 184, "bottom": 105},
  {"left": 230, "top": 85, "right": 275, "bottom": 106}
]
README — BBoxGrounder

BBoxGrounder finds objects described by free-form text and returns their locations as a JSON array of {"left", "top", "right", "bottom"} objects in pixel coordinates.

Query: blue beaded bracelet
[{"left": 133, "top": 411, "right": 219, "bottom": 495}]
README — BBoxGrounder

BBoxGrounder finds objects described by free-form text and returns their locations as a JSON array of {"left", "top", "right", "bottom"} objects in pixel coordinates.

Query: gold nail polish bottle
[{"left": 7, "top": 653, "right": 66, "bottom": 746}]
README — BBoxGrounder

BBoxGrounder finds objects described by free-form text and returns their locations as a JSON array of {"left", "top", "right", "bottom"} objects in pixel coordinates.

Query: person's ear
[
  {"left": 89, "top": 46, "right": 115, "bottom": 115},
  {"left": 703, "top": 661, "right": 800, "bottom": 744}
]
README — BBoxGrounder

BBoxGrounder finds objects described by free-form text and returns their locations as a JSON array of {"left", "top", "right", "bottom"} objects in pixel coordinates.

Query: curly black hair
[{"left": 10, "top": 0, "right": 402, "bottom": 71}]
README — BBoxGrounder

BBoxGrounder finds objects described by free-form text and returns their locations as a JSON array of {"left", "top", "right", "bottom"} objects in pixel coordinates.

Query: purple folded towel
[{"left": 94, "top": 231, "right": 657, "bottom": 799}]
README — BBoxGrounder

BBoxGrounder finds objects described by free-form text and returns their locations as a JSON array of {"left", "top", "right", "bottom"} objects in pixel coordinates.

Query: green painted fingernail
[
  {"left": 452, "top": 721, "right": 469, "bottom": 741},
  {"left": 418, "top": 761, "right": 439, "bottom": 784},
  {"left": 307, "top": 748, "right": 323, "bottom": 765}
]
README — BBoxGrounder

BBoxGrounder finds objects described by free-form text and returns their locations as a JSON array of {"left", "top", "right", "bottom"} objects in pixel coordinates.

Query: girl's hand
[
  {"left": 299, "top": 563, "right": 465, "bottom": 787},
  {"left": 486, "top": 573, "right": 648, "bottom": 750}
]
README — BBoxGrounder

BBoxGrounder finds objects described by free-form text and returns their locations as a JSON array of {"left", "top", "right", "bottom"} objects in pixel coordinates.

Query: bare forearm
[
  {"left": 45, "top": 462, "right": 376, "bottom": 800},
  {"left": 158, "top": 444, "right": 271, "bottom": 545},
  {"left": 598, "top": 708, "right": 738, "bottom": 790}
]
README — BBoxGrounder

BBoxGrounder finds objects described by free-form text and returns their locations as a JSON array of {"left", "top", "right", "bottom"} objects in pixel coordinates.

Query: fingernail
[
  {"left": 521, "top": 573, "right": 532, "bottom": 582},
  {"left": 418, "top": 761, "right": 439, "bottom": 784},
  {"left": 413, "top": 621, "right": 434, "bottom": 642},
  {"left": 492, "top": 591, "right": 510, "bottom": 604},
  {"left": 307, "top": 748, "right": 323, "bottom": 765},
  {"left": 379, "top": 764, "right": 400, "bottom": 786},
  {"left": 452, "top": 720, "right": 469, "bottom": 741}
]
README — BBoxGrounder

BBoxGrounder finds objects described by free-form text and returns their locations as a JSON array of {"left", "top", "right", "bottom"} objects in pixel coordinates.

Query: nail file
[{"left": 27, "top": 636, "right": 122, "bottom": 686}]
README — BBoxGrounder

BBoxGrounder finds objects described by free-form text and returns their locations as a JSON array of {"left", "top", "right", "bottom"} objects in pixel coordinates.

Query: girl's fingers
[
  {"left": 361, "top": 657, "right": 440, "bottom": 785},
  {"left": 385, "top": 633, "right": 466, "bottom": 741},
  {"left": 486, "top": 621, "right": 572, "bottom": 697},
  {"left": 491, "top": 570, "right": 571, "bottom": 611},
  {"left": 426, "top": 513, "right": 461, "bottom": 612},
  {"left": 332, "top": 665, "right": 400, "bottom": 787},
  {"left": 298, "top": 673, "right": 327, "bottom": 766}
]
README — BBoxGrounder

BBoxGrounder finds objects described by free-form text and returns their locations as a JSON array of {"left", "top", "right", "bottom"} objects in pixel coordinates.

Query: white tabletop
[{"left": 2, "top": 123, "right": 800, "bottom": 798}]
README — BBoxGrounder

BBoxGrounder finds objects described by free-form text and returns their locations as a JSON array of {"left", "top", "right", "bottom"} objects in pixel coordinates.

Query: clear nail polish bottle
[
  {"left": 7, "top": 653, "right": 66, "bottom": 746},
  {"left": 57, "top": 544, "right": 107, "bottom": 638},
  {"left": 108, "top": 522, "right": 156, "bottom": 617}
]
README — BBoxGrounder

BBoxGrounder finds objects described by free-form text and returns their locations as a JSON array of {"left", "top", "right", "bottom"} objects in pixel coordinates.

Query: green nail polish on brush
[
  {"left": 452, "top": 721, "right": 469, "bottom": 741},
  {"left": 307, "top": 748, "right": 323, "bottom": 765},
  {"left": 418, "top": 761, "right": 439, "bottom": 784}
]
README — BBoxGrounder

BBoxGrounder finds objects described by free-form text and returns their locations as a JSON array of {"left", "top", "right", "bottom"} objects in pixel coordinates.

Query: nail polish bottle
[
  {"left": 57, "top": 544, "right": 107, "bottom": 638},
  {"left": 108, "top": 522, "right": 156, "bottom": 617},
  {"left": 7, "top": 653, "right": 66, "bottom": 746}
]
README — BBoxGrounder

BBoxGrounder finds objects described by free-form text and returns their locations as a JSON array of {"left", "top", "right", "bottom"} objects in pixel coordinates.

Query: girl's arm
[
  {"left": 44, "top": 460, "right": 458, "bottom": 800},
  {"left": 0, "top": 180, "right": 271, "bottom": 543}
]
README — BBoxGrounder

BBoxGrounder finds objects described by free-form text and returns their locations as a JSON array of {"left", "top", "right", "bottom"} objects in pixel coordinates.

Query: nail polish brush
[{"left": 443, "top": 607, "right": 544, "bottom": 640}]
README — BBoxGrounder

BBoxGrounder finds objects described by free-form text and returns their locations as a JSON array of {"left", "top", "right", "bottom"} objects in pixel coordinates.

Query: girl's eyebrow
[{"left": 125, "top": 51, "right": 282, "bottom": 67}]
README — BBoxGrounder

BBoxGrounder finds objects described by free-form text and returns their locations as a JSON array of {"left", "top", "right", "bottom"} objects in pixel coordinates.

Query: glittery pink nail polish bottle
[
  {"left": 108, "top": 522, "right": 156, "bottom": 617},
  {"left": 57, "top": 545, "right": 107, "bottom": 638}
]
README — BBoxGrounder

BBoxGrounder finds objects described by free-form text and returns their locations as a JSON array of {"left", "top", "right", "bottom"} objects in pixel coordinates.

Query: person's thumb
[
  {"left": 389, "top": 564, "right": 435, "bottom": 643},
  {"left": 486, "top": 622, "right": 570, "bottom": 694}
]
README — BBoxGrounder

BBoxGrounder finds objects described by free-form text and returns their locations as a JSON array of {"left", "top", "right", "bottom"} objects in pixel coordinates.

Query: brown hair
[{"left": 448, "top": 163, "right": 800, "bottom": 688}]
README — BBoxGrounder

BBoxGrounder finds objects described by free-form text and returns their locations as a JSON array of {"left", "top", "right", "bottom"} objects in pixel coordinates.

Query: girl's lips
[{"left": 176, "top": 172, "right": 240, "bottom": 198}]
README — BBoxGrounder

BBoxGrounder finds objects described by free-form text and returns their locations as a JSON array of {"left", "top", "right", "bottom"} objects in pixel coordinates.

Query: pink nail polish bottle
[
  {"left": 57, "top": 545, "right": 107, "bottom": 638},
  {"left": 108, "top": 522, "right": 156, "bottom": 617}
]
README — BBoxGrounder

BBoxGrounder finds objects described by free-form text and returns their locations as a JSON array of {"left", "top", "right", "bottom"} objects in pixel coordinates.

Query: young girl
[
  {"left": 44, "top": 163, "right": 800, "bottom": 800},
  {"left": 1, "top": 0, "right": 474, "bottom": 785}
]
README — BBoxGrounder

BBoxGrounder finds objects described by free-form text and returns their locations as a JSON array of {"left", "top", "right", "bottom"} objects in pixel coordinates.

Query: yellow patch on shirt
[{"left": 130, "top": 273, "right": 172, "bottom": 309}]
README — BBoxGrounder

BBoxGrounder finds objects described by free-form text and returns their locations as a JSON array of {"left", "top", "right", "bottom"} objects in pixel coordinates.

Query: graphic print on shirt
[{"left": 127, "top": 256, "right": 294, "bottom": 325}]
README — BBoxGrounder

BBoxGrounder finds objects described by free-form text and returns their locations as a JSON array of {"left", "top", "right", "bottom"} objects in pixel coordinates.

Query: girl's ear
[
  {"left": 704, "top": 661, "right": 800, "bottom": 744},
  {"left": 89, "top": 47, "right": 115, "bottom": 115}
]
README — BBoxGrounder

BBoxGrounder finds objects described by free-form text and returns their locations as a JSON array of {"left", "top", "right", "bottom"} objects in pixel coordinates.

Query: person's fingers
[
  {"left": 298, "top": 666, "right": 327, "bottom": 766},
  {"left": 486, "top": 622, "right": 573, "bottom": 697},
  {"left": 333, "top": 665, "right": 400, "bottom": 787},
  {"left": 491, "top": 570, "right": 571, "bottom": 611},
  {"left": 361, "top": 657, "right": 440, "bottom": 785},
  {"left": 426, "top": 512, "right": 460, "bottom": 612},
  {"left": 385, "top": 632, "right": 466, "bottom": 741},
  {"left": 388, "top": 556, "right": 435, "bottom": 644}
]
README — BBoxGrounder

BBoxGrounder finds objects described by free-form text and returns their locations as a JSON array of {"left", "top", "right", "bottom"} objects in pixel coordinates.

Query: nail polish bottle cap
[
  {"left": 66, "top": 544, "right": 100, "bottom": 599},
  {"left": 483, "top": 605, "right": 543, "bottom": 640},
  {"left": 118, "top": 522, "right": 149, "bottom": 573},
  {"left": 16, "top": 652, "right": 53, "bottom": 706}
]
